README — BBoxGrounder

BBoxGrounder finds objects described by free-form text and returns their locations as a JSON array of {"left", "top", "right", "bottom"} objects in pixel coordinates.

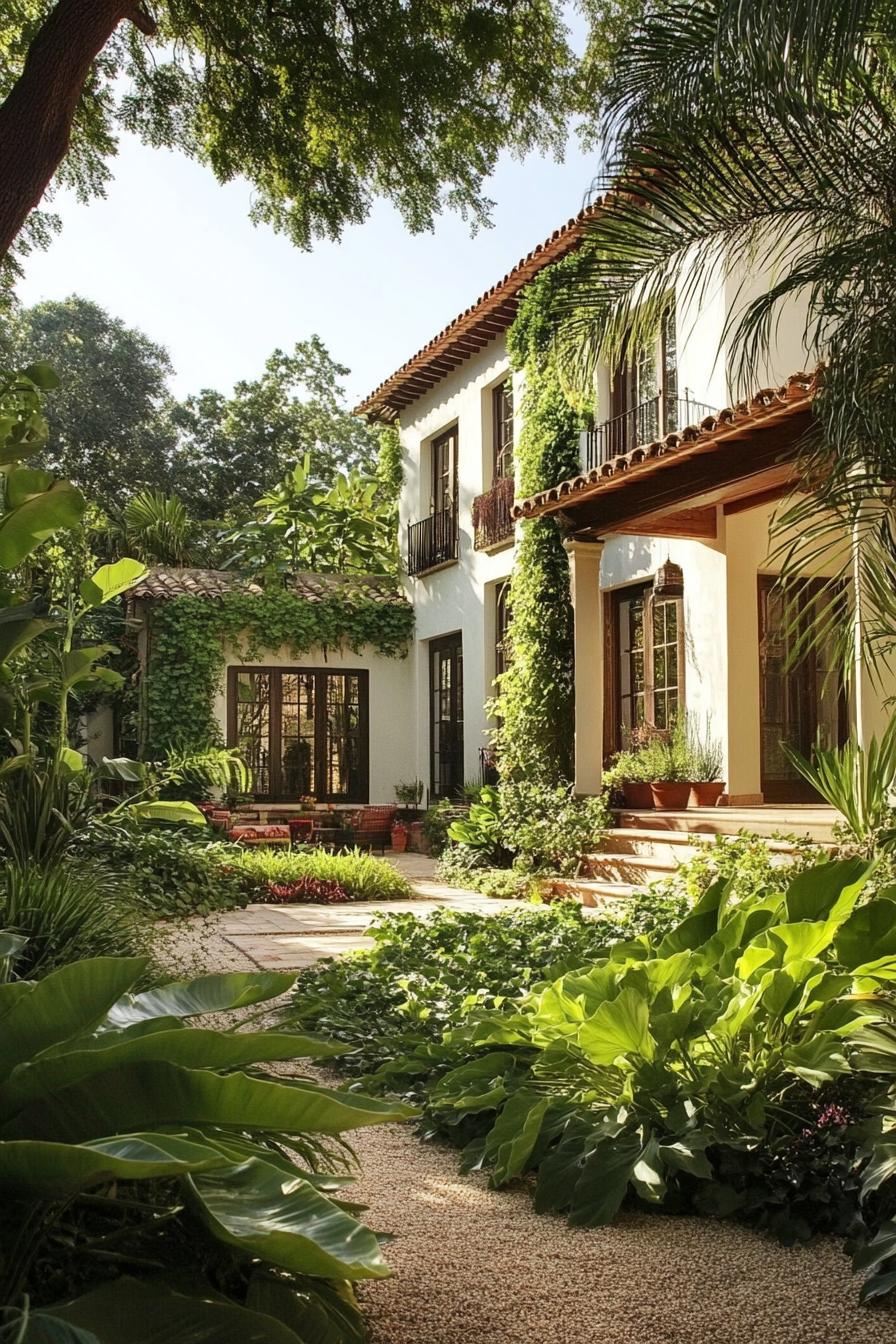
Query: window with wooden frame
[
  {"left": 492, "top": 378, "right": 514, "bottom": 481},
  {"left": 227, "top": 667, "right": 369, "bottom": 803},
  {"left": 431, "top": 426, "right": 458, "bottom": 514},
  {"left": 606, "top": 581, "right": 685, "bottom": 753},
  {"left": 494, "top": 579, "right": 511, "bottom": 687}
]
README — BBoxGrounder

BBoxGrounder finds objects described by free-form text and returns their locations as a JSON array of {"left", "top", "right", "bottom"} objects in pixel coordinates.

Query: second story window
[
  {"left": 492, "top": 378, "right": 514, "bottom": 481},
  {"left": 431, "top": 427, "right": 457, "bottom": 514}
]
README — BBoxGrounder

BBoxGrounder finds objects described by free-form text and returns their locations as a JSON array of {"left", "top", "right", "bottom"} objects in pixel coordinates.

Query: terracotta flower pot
[
  {"left": 621, "top": 780, "right": 654, "bottom": 809},
  {"left": 689, "top": 781, "right": 726, "bottom": 808},
  {"left": 650, "top": 781, "right": 691, "bottom": 810},
  {"left": 391, "top": 826, "right": 408, "bottom": 854}
]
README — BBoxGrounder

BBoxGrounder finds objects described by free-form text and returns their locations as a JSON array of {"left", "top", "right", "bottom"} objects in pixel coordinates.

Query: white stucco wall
[
  {"left": 399, "top": 340, "right": 518, "bottom": 792},
  {"left": 213, "top": 640, "right": 415, "bottom": 804}
]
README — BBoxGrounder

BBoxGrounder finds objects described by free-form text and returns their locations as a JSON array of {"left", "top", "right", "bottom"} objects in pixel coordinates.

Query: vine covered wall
[
  {"left": 496, "top": 254, "right": 589, "bottom": 783},
  {"left": 143, "top": 589, "right": 414, "bottom": 755}
]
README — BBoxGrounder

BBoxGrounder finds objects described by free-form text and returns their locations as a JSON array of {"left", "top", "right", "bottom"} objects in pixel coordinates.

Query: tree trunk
[{"left": 0, "top": 0, "right": 156, "bottom": 260}]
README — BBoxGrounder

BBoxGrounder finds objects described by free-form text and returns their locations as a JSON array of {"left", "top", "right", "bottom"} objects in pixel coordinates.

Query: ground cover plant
[
  {"left": 227, "top": 846, "right": 412, "bottom": 904},
  {"left": 286, "top": 894, "right": 688, "bottom": 1092},
  {"left": 0, "top": 949, "right": 412, "bottom": 1340}
]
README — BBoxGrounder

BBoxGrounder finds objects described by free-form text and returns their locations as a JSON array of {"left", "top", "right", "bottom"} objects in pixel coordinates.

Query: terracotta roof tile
[
  {"left": 354, "top": 198, "right": 607, "bottom": 424},
  {"left": 512, "top": 372, "right": 818, "bottom": 520},
  {"left": 133, "top": 567, "right": 405, "bottom": 605}
]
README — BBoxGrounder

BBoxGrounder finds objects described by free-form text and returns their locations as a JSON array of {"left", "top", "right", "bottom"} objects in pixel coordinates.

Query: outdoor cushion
[{"left": 227, "top": 824, "right": 291, "bottom": 845}]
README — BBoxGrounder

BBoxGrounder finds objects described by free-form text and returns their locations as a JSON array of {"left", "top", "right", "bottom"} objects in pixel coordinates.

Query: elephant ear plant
[
  {"left": 0, "top": 950, "right": 413, "bottom": 1341},
  {"left": 424, "top": 856, "right": 896, "bottom": 1299}
]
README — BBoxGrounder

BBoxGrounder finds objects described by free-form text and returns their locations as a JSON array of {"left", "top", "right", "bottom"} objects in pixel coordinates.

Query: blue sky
[{"left": 16, "top": 131, "right": 601, "bottom": 408}]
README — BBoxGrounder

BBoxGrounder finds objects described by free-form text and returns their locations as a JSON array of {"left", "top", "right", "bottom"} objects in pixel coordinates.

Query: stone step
[
  {"left": 613, "top": 807, "right": 839, "bottom": 844},
  {"left": 578, "top": 851, "right": 680, "bottom": 884},
  {"left": 537, "top": 876, "right": 636, "bottom": 907}
]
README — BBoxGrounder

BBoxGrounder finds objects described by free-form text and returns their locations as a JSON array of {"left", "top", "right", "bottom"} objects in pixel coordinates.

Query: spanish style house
[{"left": 355, "top": 203, "right": 894, "bottom": 808}]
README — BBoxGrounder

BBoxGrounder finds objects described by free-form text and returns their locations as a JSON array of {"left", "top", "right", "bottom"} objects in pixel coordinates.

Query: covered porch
[{"left": 513, "top": 371, "right": 893, "bottom": 805}]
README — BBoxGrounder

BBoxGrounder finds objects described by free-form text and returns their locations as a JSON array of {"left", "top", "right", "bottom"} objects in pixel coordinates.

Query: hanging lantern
[{"left": 653, "top": 559, "right": 684, "bottom": 598}]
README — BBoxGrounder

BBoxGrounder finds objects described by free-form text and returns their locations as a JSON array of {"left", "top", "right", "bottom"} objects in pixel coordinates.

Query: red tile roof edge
[
  {"left": 354, "top": 197, "right": 606, "bottom": 424},
  {"left": 512, "top": 372, "right": 818, "bottom": 520}
]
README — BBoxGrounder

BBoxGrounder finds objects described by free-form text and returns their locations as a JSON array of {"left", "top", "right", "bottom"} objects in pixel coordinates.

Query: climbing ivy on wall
[
  {"left": 143, "top": 590, "right": 414, "bottom": 756},
  {"left": 496, "top": 254, "right": 589, "bottom": 784}
]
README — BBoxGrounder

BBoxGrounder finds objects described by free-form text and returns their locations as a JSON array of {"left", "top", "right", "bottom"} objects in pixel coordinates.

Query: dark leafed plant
[{"left": 0, "top": 952, "right": 412, "bottom": 1339}]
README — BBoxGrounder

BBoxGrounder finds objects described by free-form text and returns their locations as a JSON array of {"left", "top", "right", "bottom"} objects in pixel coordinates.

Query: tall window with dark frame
[
  {"left": 429, "top": 634, "right": 464, "bottom": 800},
  {"left": 492, "top": 379, "right": 514, "bottom": 481},
  {"left": 612, "top": 583, "right": 684, "bottom": 743},
  {"left": 228, "top": 667, "right": 368, "bottom": 803},
  {"left": 494, "top": 579, "right": 511, "bottom": 687},
  {"left": 431, "top": 427, "right": 457, "bottom": 513}
]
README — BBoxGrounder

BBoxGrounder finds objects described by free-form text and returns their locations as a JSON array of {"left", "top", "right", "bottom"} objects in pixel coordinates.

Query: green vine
[
  {"left": 496, "top": 254, "right": 588, "bottom": 784},
  {"left": 144, "top": 590, "right": 414, "bottom": 755}
]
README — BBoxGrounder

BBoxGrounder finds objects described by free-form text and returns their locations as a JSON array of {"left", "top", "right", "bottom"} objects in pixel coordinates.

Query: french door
[
  {"left": 605, "top": 581, "right": 685, "bottom": 755},
  {"left": 430, "top": 634, "right": 464, "bottom": 800},
  {"left": 227, "top": 667, "right": 368, "bottom": 803},
  {"left": 758, "top": 577, "right": 846, "bottom": 802}
]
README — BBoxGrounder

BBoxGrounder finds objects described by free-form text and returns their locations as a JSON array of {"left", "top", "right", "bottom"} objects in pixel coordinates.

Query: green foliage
[
  {"left": 285, "top": 899, "right": 685, "bottom": 1088},
  {"left": 421, "top": 857, "right": 896, "bottom": 1280},
  {"left": 144, "top": 588, "right": 413, "bottom": 754},
  {"left": 421, "top": 800, "right": 467, "bottom": 857},
  {"left": 221, "top": 456, "right": 397, "bottom": 578},
  {"left": 784, "top": 722, "right": 896, "bottom": 856},
  {"left": 1, "top": 299, "right": 176, "bottom": 513},
  {"left": 0, "top": 860, "right": 149, "bottom": 979},
  {"left": 226, "top": 846, "right": 412, "bottom": 904},
  {"left": 0, "top": 954, "right": 412, "bottom": 1336},
  {"left": 75, "top": 822, "right": 247, "bottom": 919},
  {"left": 642, "top": 831, "right": 821, "bottom": 911},
  {"left": 116, "top": 489, "right": 197, "bottom": 566},
  {"left": 446, "top": 786, "right": 508, "bottom": 864},
  {"left": 498, "top": 780, "right": 610, "bottom": 875},
  {"left": 496, "top": 258, "right": 587, "bottom": 784}
]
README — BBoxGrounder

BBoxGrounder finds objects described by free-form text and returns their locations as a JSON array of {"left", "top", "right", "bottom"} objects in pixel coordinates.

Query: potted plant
[
  {"left": 391, "top": 821, "right": 409, "bottom": 853},
  {"left": 602, "top": 750, "right": 654, "bottom": 809},
  {"left": 686, "top": 715, "right": 725, "bottom": 807},
  {"left": 394, "top": 778, "right": 425, "bottom": 819},
  {"left": 647, "top": 721, "right": 692, "bottom": 810}
]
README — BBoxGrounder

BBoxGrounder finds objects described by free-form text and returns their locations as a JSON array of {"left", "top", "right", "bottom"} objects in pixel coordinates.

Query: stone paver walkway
[{"left": 216, "top": 854, "right": 521, "bottom": 969}]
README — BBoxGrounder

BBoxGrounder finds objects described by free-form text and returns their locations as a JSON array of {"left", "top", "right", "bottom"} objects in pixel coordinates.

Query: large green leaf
[
  {"left": 127, "top": 799, "right": 207, "bottom": 826},
  {"left": 784, "top": 857, "right": 874, "bottom": 922},
  {"left": 0, "top": 1131, "right": 228, "bottom": 1196},
  {"left": 765, "top": 920, "right": 840, "bottom": 963},
  {"left": 568, "top": 1131, "right": 642, "bottom": 1226},
  {"left": 781, "top": 1031, "right": 849, "bottom": 1084},
  {"left": 861, "top": 1142, "right": 896, "bottom": 1196},
  {"left": 43, "top": 1277, "right": 305, "bottom": 1344},
  {"left": 3, "top": 1061, "right": 414, "bottom": 1142},
  {"left": 247, "top": 1273, "right": 367, "bottom": 1344},
  {"left": 105, "top": 970, "right": 297, "bottom": 1027},
  {"left": 6, "top": 1030, "right": 345, "bottom": 1109},
  {"left": 80, "top": 558, "right": 147, "bottom": 609},
  {"left": 0, "top": 600, "right": 54, "bottom": 664},
  {"left": 577, "top": 986, "right": 654, "bottom": 1064},
  {"left": 0, "top": 957, "right": 146, "bottom": 1082},
  {"left": 190, "top": 1156, "right": 389, "bottom": 1280},
  {"left": 482, "top": 1088, "right": 551, "bottom": 1186},
  {"left": 0, "top": 481, "right": 86, "bottom": 569},
  {"left": 835, "top": 899, "right": 896, "bottom": 971},
  {"left": 23, "top": 1313, "right": 100, "bottom": 1343},
  {"left": 6, "top": 465, "right": 56, "bottom": 506}
]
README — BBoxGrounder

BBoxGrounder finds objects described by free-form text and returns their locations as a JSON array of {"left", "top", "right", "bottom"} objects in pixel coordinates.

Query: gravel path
[{"left": 162, "top": 905, "right": 896, "bottom": 1344}]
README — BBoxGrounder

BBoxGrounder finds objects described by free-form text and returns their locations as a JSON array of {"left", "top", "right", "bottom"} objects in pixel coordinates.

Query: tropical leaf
[
  {"left": 246, "top": 1273, "right": 367, "bottom": 1344},
  {"left": 568, "top": 1132, "right": 642, "bottom": 1226},
  {"left": 577, "top": 986, "right": 655, "bottom": 1064},
  {"left": 0, "top": 480, "right": 86, "bottom": 569},
  {"left": 105, "top": 970, "right": 297, "bottom": 1027},
  {"left": 0, "top": 1132, "right": 228, "bottom": 1196},
  {"left": 481, "top": 1088, "right": 551, "bottom": 1186},
  {"left": 79, "top": 558, "right": 147, "bottom": 609}
]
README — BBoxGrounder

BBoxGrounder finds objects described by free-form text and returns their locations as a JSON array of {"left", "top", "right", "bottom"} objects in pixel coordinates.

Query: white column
[
  {"left": 852, "top": 519, "right": 893, "bottom": 746},
  {"left": 564, "top": 539, "right": 605, "bottom": 795}
]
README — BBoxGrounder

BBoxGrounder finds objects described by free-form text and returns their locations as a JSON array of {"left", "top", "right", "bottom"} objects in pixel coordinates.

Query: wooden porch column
[{"left": 564, "top": 539, "right": 605, "bottom": 795}]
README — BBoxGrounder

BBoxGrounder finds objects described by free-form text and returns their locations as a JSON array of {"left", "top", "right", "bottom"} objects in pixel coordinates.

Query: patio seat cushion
[
  {"left": 227, "top": 824, "right": 291, "bottom": 845},
  {"left": 344, "top": 805, "right": 397, "bottom": 850}
]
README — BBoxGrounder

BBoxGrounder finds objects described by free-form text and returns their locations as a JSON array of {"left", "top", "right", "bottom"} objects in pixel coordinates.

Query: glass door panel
[
  {"left": 233, "top": 670, "right": 272, "bottom": 798},
  {"left": 430, "top": 634, "right": 464, "bottom": 799}
]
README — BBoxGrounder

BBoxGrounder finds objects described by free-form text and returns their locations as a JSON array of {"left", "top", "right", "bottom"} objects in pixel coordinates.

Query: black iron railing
[
  {"left": 584, "top": 393, "right": 717, "bottom": 471},
  {"left": 407, "top": 506, "right": 458, "bottom": 576},
  {"left": 472, "top": 475, "right": 515, "bottom": 550}
]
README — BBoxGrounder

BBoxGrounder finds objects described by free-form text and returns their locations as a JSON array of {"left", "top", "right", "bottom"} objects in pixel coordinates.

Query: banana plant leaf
[
  {"left": 0, "top": 480, "right": 86, "bottom": 569},
  {"left": 126, "top": 800, "right": 207, "bottom": 826},
  {"left": 80, "top": 558, "right": 147, "bottom": 609},
  {"left": 105, "top": 970, "right": 297, "bottom": 1027},
  {"left": 189, "top": 1156, "right": 390, "bottom": 1279},
  {"left": 0, "top": 1131, "right": 229, "bottom": 1196},
  {"left": 39, "top": 1277, "right": 305, "bottom": 1344},
  {"left": 246, "top": 1272, "right": 367, "bottom": 1344}
]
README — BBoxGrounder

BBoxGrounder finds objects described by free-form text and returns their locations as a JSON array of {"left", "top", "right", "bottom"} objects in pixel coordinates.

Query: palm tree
[
  {"left": 555, "top": 0, "right": 896, "bottom": 673},
  {"left": 117, "top": 489, "right": 196, "bottom": 568}
]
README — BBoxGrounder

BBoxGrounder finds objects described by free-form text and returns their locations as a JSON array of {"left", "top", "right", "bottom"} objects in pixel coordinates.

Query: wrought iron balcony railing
[
  {"left": 407, "top": 505, "right": 458, "bottom": 576},
  {"left": 582, "top": 393, "right": 717, "bottom": 471},
  {"left": 472, "top": 475, "right": 515, "bottom": 550}
]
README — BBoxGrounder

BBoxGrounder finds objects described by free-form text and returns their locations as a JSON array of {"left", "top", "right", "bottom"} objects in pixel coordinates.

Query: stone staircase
[{"left": 538, "top": 806, "right": 839, "bottom": 906}]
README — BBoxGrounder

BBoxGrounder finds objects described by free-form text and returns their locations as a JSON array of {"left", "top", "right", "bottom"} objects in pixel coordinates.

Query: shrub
[
  {"left": 264, "top": 876, "right": 349, "bottom": 904},
  {"left": 0, "top": 952, "right": 410, "bottom": 1337},
  {"left": 75, "top": 821, "right": 247, "bottom": 918},
  {"left": 227, "top": 846, "right": 412, "bottom": 902},
  {"left": 498, "top": 779, "right": 610, "bottom": 874},
  {"left": 436, "top": 850, "right": 533, "bottom": 899},
  {"left": 421, "top": 799, "right": 467, "bottom": 856},
  {"left": 284, "top": 895, "right": 687, "bottom": 1089},
  {"left": 0, "top": 860, "right": 149, "bottom": 979},
  {"left": 641, "top": 831, "right": 821, "bottom": 909}
]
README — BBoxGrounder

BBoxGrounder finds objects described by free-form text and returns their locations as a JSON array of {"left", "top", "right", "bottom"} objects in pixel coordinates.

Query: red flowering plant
[{"left": 264, "top": 876, "right": 349, "bottom": 904}]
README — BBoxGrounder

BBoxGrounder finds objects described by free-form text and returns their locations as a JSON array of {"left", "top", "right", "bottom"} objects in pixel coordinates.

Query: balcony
[
  {"left": 472, "top": 475, "right": 515, "bottom": 551},
  {"left": 407, "top": 506, "right": 458, "bottom": 576},
  {"left": 582, "top": 393, "right": 716, "bottom": 471}
]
